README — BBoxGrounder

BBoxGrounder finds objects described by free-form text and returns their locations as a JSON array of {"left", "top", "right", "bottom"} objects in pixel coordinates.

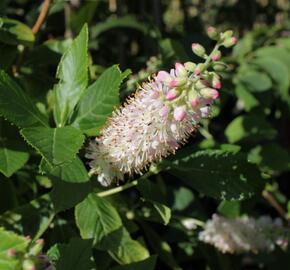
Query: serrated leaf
[
  {"left": 163, "top": 149, "right": 263, "bottom": 201},
  {"left": 21, "top": 126, "right": 84, "bottom": 166},
  {"left": 225, "top": 115, "right": 277, "bottom": 143},
  {"left": 0, "top": 228, "right": 29, "bottom": 270},
  {"left": 54, "top": 238, "right": 94, "bottom": 270},
  {"left": 75, "top": 193, "right": 122, "bottom": 243},
  {"left": 99, "top": 227, "right": 150, "bottom": 265},
  {"left": 0, "top": 17, "right": 35, "bottom": 45},
  {"left": 40, "top": 157, "right": 89, "bottom": 183},
  {"left": 110, "top": 256, "right": 157, "bottom": 270},
  {"left": 0, "top": 140, "right": 29, "bottom": 177},
  {"left": 53, "top": 24, "right": 88, "bottom": 126},
  {"left": 51, "top": 180, "right": 92, "bottom": 212},
  {"left": 73, "top": 65, "right": 131, "bottom": 135},
  {"left": 0, "top": 70, "right": 48, "bottom": 128}
]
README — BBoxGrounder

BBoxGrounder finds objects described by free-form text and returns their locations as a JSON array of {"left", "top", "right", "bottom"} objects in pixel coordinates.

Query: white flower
[
  {"left": 199, "top": 214, "right": 289, "bottom": 254},
  {"left": 87, "top": 60, "right": 222, "bottom": 186}
]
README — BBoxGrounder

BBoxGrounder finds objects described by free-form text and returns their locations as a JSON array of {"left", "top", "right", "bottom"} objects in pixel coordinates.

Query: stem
[
  {"left": 32, "top": 0, "right": 51, "bottom": 34},
  {"left": 262, "top": 190, "right": 289, "bottom": 221},
  {"left": 97, "top": 180, "right": 138, "bottom": 197},
  {"left": 96, "top": 169, "right": 156, "bottom": 197}
]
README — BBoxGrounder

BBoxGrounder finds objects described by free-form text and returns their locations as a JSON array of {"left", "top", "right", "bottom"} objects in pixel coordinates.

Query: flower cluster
[
  {"left": 199, "top": 214, "right": 289, "bottom": 254},
  {"left": 86, "top": 28, "right": 236, "bottom": 186}
]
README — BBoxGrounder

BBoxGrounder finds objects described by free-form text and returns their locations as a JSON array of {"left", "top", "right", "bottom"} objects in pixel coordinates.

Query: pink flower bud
[
  {"left": 174, "top": 106, "right": 186, "bottom": 121},
  {"left": 211, "top": 50, "right": 221, "bottom": 61},
  {"left": 211, "top": 89, "right": 219, "bottom": 99},
  {"left": 175, "top": 62, "right": 187, "bottom": 77},
  {"left": 207, "top": 26, "right": 218, "bottom": 39},
  {"left": 166, "top": 89, "right": 178, "bottom": 100},
  {"left": 191, "top": 43, "right": 206, "bottom": 57},
  {"left": 213, "top": 79, "right": 221, "bottom": 89},
  {"left": 194, "top": 68, "right": 201, "bottom": 76},
  {"left": 191, "top": 98, "right": 199, "bottom": 108},
  {"left": 169, "top": 79, "right": 178, "bottom": 88},
  {"left": 231, "top": 37, "right": 238, "bottom": 45},
  {"left": 156, "top": 71, "right": 171, "bottom": 83}
]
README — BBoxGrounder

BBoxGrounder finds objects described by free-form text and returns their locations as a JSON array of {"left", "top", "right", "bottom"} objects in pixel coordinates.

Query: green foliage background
[{"left": 0, "top": 0, "right": 290, "bottom": 269}]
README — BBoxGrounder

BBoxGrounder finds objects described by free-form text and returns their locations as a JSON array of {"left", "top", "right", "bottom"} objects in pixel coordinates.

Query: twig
[
  {"left": 262, "top": 190, "right": 289, "bottom": 221},
  {"left": 32, "top": 0, "right": 51, "bottom": 34}
]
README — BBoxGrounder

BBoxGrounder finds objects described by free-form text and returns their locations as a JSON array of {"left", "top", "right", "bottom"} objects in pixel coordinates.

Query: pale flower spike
[
  {"left": 199, "top": 214, "right": 289, "bottom": 254},
  {"left": 86, "top": 28, "right": 236, "bottom": 186}
]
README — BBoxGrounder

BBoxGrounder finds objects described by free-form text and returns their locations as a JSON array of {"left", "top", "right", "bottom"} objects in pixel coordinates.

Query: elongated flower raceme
[
  {"left": 199, "top": 214, "right": 289, "bottom": 254},
  {"left": 86, "top": 28, "right": 237, "bottom": 186}
]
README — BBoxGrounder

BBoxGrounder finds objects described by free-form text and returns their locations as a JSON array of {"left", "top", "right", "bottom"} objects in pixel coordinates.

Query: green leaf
[
  {"left": 252, "top": 57, "right": 290, "bottom": 102},
  {"left": 255, "top": 46, "right": 290, "bottom": 73},
  {"left": 40, "top": 157, "right": 89, "bottom": 183},
  {"left": 164, "top": 149, "right": 263, "bottom": 201},
  {"left": 53, "top": 24, "right": 88, "bottom": 126},
  {"left": 54, "top": 238, "right": 94, "bottom": 270},
  {"left": 51, "top": 180, "right": 92, "bottom": 212},
  {"left": 217, "top": 201, "right": 240, "bottom": 218},
  {"left": 0, "top": 194, "right": 54, "bottom": 240},
  {"left": 141, "top": 222, "right": 181, "bottom": 270},
  {"left": 0, "top": 228, "right": 29, "bottom": 270},
  {"left": 0, "top": 176, "right": 17, "bottom": 214},
  {"left": 235, "top": 84, "right": 259, "bottom": 112},
  {"left": 110, "top": 256, "right": 157, "bottom": 270},
  {"left": 172, "top": 187, "right": 194, "bottom": 211},
  {"left": 0, "top": 70, "right": 48, "bottom": 128},
  {"left": 73, "top": 65, "right": 130, "bottom": 135},
  {"left": 99, "top": 227, "right": 150, "bottom": 265},
  {"left": 150, "top": 201, "right": 171, "bottom": 225},
  {"left": 0, "top": 17, "right": 35, "bottom": 45},
  {"left": 21, "top": 126, "right": 84, "bottom": 166},
  {"left": 248, "top": 143, "right": 290, "bottom": 172},
  {"left": 75, "top": 193, "right": 122, "bottom": 243},
  {"left": 239, "top": 69, "right": 272, "bottom": 92},
  {"left": 225, "top": 115, "right": 277, "bottom": 143},
  {"left": 0, "top": 139, "right": 29, "bottom": 177},
  {"left": 91, "top": 15, "right": 148, "bottom": 38}
]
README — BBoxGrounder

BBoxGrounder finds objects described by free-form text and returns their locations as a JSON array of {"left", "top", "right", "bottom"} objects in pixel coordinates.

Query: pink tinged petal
[
  {"left": 156, "top": 71, "right": 171, "bottom": 82},
  {"left": 159, "top": 105, "right": 170, "bottom": 118},
  {"left": 150, "top": 90, "right": 160, "bottom": 99},
  {"left": 200, "top": 106, "right": 211, "bottom": 117},
  {"left": 174, "top": 106, "right": 186, "bottom": 121},
  {"left": 191, "top": 98, "right": 199, "bottom": 108}
]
